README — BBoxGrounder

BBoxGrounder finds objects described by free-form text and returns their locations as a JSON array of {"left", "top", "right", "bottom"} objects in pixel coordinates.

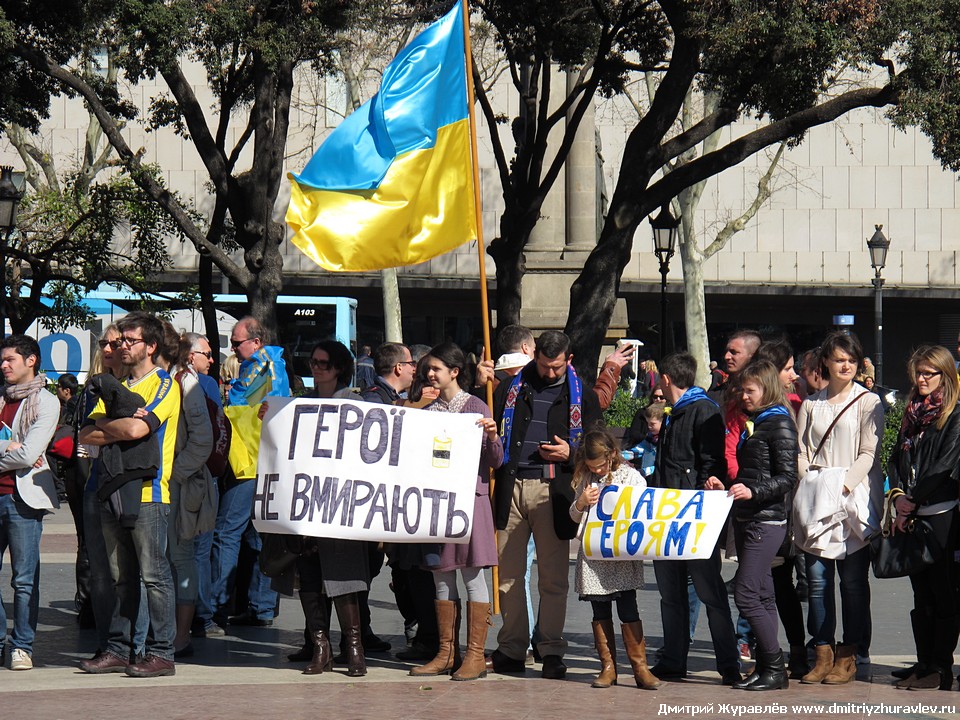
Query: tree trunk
[
  {"left": 247, "top": 244, "right": 283, "bottom": 344},
  {"left": 678, "top": 236, "right": 710, "bottom": 389},
  {"left": 381, "top": 268, "right": 403, "bottom": 342},
  {"left": 198, "top": 254, "right": 221, "bottom": 376},
  {"left": 566, "top": 221, "right": 638, "bottom": 383}
]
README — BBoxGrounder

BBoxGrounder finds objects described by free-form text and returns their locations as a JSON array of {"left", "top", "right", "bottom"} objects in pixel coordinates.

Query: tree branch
[{"left": 14, "top": 42, "right": 252, "bottom": 287}]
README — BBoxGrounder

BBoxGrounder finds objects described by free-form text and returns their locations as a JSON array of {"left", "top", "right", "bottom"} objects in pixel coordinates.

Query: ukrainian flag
[{"left": 286, "top": 1, "right": 478, "bottom": 272}]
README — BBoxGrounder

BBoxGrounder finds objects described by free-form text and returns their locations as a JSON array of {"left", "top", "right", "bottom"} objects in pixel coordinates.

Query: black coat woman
[
  {"left": 887, "top": 345, "right": 960, "bottom": 690},
  {"left": 715, "top": 360, "right": 798, "bottom": 691}
]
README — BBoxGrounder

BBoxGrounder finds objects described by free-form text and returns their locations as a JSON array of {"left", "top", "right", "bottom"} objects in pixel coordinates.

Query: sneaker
[
  {"left": 10, "top": 649, "right": 32, "bottom": 671},
  {"left": 738, "top": 641, "right": 753, "bottom": 662},
  {"left": 204, "top": 621, "right": 226, "bottom": 637}
]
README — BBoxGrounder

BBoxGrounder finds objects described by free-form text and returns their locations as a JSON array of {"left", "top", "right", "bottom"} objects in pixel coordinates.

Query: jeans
[
  {"left": 210, "top": 478, "right": 278, "bottom": 620},
  {"left": 733, "top": 521, "right": 786, "bottom": 655},
  {"left": 194, "top": 529, "right": 214, "bottom": 626},
  {"left": 83, "top": 491, "right": 147, "bottom": 654},
  {"left": 0, "top": 494, "right": 44, "bottom": 653},
  {"left": 653, "top": 545, "right": 739, "bottom": 674},
  {"left": 804, "top": 546, "right": 871, "bottom": 647},
  {"left": 168, "top": 480, "right": 198, "bottom": 604},
  {"left": 101, "top": 501, "right": 176, "bottom": 661}
]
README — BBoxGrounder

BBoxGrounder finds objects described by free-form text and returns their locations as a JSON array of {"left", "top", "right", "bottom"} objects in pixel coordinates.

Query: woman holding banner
[
  {"left": 721, "top": 360, "right": 797, "bottom": 691},
  {"left": 289, "top": 341, "right": 371, "bottom": 677},
  {"left": 409, "top": 342, "right": 502, "bottom": 682},
  {"left": 569, "top": 429, "right": 659, "bottom": 690},
  {"left": 886, "top": 346, "right": 960, "bottom": 690},
  {"left": 795, "top": 332, "right": 883, "bottom": 685}
]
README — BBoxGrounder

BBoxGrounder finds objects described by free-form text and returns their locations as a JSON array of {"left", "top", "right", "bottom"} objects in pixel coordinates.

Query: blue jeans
[
  {"left": 83, "top": 491, "right": 147, "bottom": 654},
  {"left": 804, "top": 547, "right": 871, "bottom": 647},
  {"left": 101, "top": 501, "right": 175, "bottom": 661},
  {"left": 210, "top": 478, "right": 277, "bottom": 620},
  {"left": 0, "top": 494, "right": 44, "bottom": 653},
  {"left": 194, "top": 529, "right": 214, "bottom": 626},
  {"left": 653, "top": 545, "right": 739, "bottom": 674}
]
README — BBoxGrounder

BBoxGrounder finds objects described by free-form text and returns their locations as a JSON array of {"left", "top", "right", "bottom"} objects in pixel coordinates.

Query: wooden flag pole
[{"left": 461, "top": 0, "right": 500, "bottom": 615}]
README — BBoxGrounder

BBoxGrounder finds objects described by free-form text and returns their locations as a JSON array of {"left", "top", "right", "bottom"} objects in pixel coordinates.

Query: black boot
[
  {"left": 743, "top": 650, "right": 788, "bottom": 691},
  {"left": 733, "top": 654, "right": 764, "bottom": 689},
  {"left": 334, "top": 593, "right": 367, "bottom": 677}
]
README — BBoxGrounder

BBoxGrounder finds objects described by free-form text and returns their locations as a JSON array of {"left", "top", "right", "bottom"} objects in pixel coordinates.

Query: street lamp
[
  {"left": 0, "top": 166, "right": 26, "bottom": 338},
  {"left": 651, "top": 202, "right": 680, "bottom": 356},
  {"left": 866, "top": 224, "right": 890, "bottom": 386}
]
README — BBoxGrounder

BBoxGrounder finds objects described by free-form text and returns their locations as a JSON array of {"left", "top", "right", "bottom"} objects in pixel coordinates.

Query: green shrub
[
  {"left": 880, "top": 399, "right": 904, "bottom": 472},
  {"left": 604, "top": 389, "right": 646, "bottom": 428}
]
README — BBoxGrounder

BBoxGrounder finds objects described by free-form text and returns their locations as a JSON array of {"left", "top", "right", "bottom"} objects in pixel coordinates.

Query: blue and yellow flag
[{"left": 286, "top": 1, "right": 477, "bottom": 271}]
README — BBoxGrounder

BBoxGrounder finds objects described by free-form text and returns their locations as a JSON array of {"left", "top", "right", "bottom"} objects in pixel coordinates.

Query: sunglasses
[
  {"left": 309, "top": 358, "right": 334, "bottom": 371},
  {"left": 230, "top": 337, "right": 259, "bottom": 349},
  {"left": 192, "top": 350, "right": 214, "bottom": 359},
  {"left": 98, "top": 340, "right": 121, "bottom": 350}
]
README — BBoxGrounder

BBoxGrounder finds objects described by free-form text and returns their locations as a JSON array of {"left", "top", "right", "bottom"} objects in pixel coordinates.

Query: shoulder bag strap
[{"left": 809, "top": 392, "right": 869, "bottom": 466}]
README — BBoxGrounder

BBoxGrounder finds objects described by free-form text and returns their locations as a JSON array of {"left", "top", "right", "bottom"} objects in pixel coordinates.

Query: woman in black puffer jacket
[{"left": 728, "top": 360, "right": 798, "bottom": 691}]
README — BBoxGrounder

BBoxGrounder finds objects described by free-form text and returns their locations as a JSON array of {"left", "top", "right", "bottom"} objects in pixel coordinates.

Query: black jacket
[
  {"left": 652, "top": 394, "right": 727, "bottom": 490},
  {"left": 493, "top": 364, "right": 602, "bottom": 539},
  {"left": 888, "top": 404, "right": 960, "bottom": 507},
  {"left": 733, "top": 412, "right": 798, "bottom": 522}
]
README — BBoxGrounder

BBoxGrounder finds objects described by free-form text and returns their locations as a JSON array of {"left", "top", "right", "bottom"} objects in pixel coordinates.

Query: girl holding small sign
[
  {"left": 409, "top": 342, "right": 503, "bottom": 682},
  {"left": 569, "top": 430, "right": 659, "bottom": 690},
  {"left": 724, "top": 360, "right": 798, "bottom": 691}
]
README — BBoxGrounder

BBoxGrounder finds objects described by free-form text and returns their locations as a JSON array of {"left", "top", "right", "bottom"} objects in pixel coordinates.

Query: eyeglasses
[
  {"left": 917, "top": 370, "right": 943, "bottom": 380},
  {"left": 397, "top": 361, "right": 417, "bottom": 367},
  {"left": 98, "top": 340, "right": 121, "bottom": 350},
  {"left": 230, "top": 337, "right": 258, "bottom": 350},
  {"left": 309, "top": 358, "right": 333, "bottom": 371},
  {"left": 192, "top": 351, "right": 214, "bottom": 360},
  {"left": 118, "top": 337, "right": 145, "bottom": 347}
]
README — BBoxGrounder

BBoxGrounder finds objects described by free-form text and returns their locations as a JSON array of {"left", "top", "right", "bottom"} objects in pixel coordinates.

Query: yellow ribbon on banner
[{"left": 225, "top": 404, "right": 264, "bottom": 480}]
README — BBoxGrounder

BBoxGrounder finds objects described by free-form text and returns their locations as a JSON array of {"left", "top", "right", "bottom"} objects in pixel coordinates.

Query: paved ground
[{"left": 1, "top": 511, "right": 957, "bottom": 719}]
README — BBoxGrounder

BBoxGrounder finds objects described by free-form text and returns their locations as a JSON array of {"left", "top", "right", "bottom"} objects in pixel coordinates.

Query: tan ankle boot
[
  {"left": 410, "top": 600, "right": 459, "bottom": 676},
  {"left": 591, "top": 619, "right": 617, "bottom": 688},
  {"left": 801, "top": 644, "right": 835, "bottom": 684},
  {"left": 621, "top": 621, "right": 660, "bottom": 690},
  {"left": 451, "top": 602, "right": 489, "bottom": 681},
  {"left": 822, "top": 643, "right": 857, "bottom": 684}
]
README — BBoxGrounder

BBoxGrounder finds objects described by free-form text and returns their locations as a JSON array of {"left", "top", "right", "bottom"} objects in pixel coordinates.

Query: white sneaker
[{"left": 10, "top": 648, "right": 33, "bottom": 670}]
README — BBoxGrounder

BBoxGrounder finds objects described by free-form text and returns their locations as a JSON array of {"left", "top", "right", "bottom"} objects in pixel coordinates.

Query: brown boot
[
  {"left": 411, "top": 600, "right": 459, "bottom": 677},
  {"left": 591, "top": 619, "right": 618, "bottom": 688},
  {"left": 800, "top": 644, "right": 834, "bottom": 684},
  {"left": 303, "top": 630, "right": 332, "bottom": 675},
  {"left": 452, "top": 601, "right": 489, "bottom": 681},
  {"left": 822, "top": 643, "right": 857, "bottom": 684},
  {"left": 333, "top": 593, "right": 366, "bottom": 677},
  {"left": 621, "top": 621, "right": 660, "bottom": 690}
]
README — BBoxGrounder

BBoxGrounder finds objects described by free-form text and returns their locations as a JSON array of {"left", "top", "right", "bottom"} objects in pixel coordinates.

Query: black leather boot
[{"left": 744, "top": 650, "right": 788, "bottom": 691}]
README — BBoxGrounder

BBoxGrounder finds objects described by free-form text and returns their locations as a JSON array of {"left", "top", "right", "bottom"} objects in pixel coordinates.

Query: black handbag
[{"left": 870, "top": 514, "right": 941, "bottom": 579}]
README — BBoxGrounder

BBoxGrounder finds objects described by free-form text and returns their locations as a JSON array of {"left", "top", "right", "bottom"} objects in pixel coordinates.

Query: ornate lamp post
[
  {"left": 651, "top": 203, "right": 680, "bottom": 356},
  {"left": 866, "top": 224, "right": 890, "bottom": 386},
  {"left": 0, "top": 166, "right": 26, "bottom": 338}
]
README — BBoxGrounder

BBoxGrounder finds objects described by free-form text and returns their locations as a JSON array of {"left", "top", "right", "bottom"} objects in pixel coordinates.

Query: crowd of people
[{"left": 0, "top": 315, "right": 958, "bottom": 695}]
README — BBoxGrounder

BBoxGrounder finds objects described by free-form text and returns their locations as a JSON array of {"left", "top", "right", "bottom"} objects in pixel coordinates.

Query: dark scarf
[{"left": 901, "top": 388, "right": 944, "bottom": 451}]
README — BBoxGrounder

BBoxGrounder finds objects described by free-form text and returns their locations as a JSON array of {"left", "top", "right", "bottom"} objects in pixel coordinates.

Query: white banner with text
[
  {"left": 582, "top": 486, "right": 733, "bottom": 560},
  {"left": 251, "top": 397, "right": 482, "bottom": 543}
]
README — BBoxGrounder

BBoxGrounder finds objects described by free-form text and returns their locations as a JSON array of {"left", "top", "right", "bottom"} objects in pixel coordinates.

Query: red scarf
[{"left": 901, "top": 388, "right": 944, "bottom": 451}]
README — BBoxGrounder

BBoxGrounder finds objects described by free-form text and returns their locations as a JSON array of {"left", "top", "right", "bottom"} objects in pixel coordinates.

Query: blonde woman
[{"left": 886, "top": 346, "right": 960, "bottom": 690}]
